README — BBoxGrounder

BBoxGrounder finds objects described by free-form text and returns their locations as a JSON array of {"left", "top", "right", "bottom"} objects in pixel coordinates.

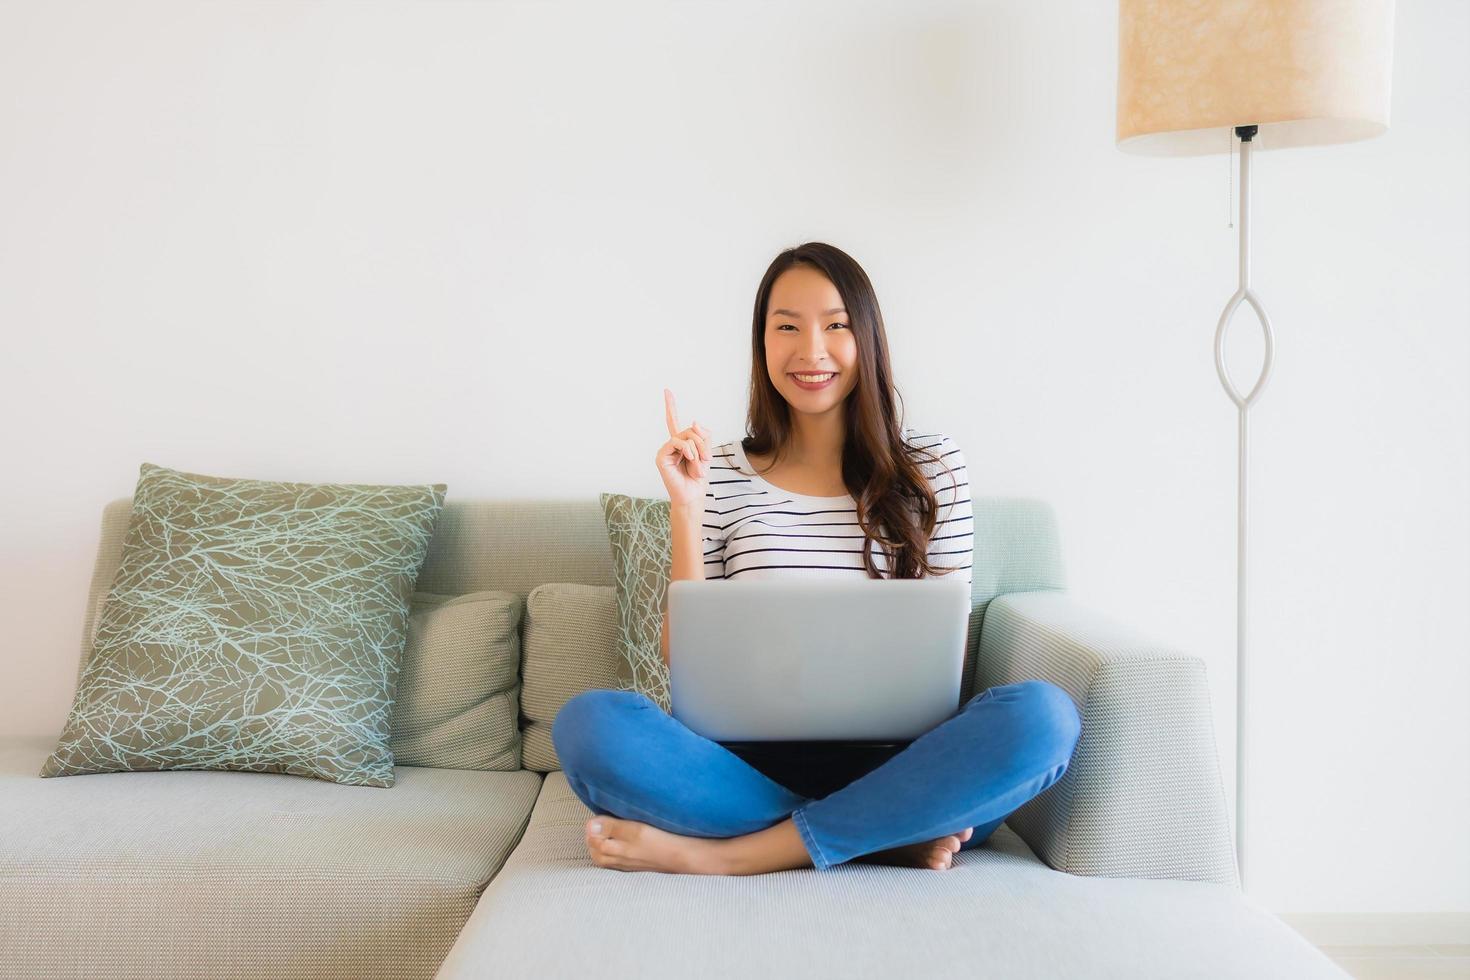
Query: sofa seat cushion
[
  {"left": 0, "top": 735, "right": 541, "bottom": 980},
  {"left": 435, "top": 772, "right": 1349, "bottom": 980}
]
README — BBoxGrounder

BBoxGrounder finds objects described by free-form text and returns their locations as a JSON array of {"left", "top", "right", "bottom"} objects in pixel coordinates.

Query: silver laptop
[{"left": 667, "top": 578, "right": 971, "bottom": 742}]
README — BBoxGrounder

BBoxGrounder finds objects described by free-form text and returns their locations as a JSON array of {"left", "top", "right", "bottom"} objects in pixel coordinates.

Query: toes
[
  {"left": 586, "top": 836, "right": 630, "bottom": 871},
  {"left": 958, "top": 827, "right": 974, "bottom": 842},
  {"left": 587, "top": 833, "right": 626, "bottom": 857},
  {"left": 588, "top": 816, "right": 628, "bottom": 842}
]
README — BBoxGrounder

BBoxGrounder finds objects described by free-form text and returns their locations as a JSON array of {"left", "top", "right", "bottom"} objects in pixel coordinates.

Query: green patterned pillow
[
  {"left": 78, "top": 586, "right": 524, "bottom": 772},
  {"left": 41, "top": 462, "right": 446, "bottom": 787},
  {"left": 598, "top": 492, "right": 673, "bottom": 712}
]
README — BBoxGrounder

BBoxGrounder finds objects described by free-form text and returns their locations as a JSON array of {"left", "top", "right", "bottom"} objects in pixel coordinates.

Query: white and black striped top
[{"left": 702, "top": 428, "right": 973, "bottom": 587}]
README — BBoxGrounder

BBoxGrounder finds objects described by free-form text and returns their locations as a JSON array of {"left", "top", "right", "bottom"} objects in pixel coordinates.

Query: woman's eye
[{"left": 829, "top": 322, "right": 848, "bottom": 329}]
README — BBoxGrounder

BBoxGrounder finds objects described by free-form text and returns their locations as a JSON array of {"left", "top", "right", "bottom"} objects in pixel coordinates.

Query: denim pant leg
[
  {"left": 789, "top": 679, "right": 1084, "bottom": 870},
  {"left": 551, "top": 688, "right": 811, "bottom": 838}
]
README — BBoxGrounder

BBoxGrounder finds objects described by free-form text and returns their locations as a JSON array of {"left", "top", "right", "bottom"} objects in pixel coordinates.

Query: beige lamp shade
[{"left": 1117, "top": 0, "right": 1395, "bottom": 156}]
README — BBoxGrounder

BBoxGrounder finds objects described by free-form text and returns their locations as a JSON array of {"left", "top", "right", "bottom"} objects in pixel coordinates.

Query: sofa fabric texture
[
  {"left": 435, "top": 770, "right": 1343, "bottom": 980},
  {"left": 518, "top": 582, "right": 622, "bottom": 772},
  {"left": 390, "top": 591, "right": 523, "bottom": 771},
  {"left": 2, "top": 734, "right": 540, "bottom": 980},
  {"left": 979, "top": 590, "right": 1240, "bottom": 885},
  {"left": 43, "top": 463, "right": 445, "bottom": 788}
]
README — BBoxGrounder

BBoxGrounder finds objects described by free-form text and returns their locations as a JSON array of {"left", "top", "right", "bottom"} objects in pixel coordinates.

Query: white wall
[{"left": 1, "top": 0, "right": 1465, "bottom": 918}]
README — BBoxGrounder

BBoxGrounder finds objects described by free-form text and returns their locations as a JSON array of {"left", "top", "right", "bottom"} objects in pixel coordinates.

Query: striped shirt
[{"left": 701, "top": 428, "right": 973, "bottom": 587}]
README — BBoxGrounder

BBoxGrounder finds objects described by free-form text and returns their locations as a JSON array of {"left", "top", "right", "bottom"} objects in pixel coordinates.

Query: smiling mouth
[{"left": 789, "top": 372, "right": 838, "bottom": 390}]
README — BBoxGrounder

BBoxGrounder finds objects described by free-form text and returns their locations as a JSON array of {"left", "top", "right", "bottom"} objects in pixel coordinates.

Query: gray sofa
[{"left": 0, "top": 497, "right": 1348, "bottom": 979}]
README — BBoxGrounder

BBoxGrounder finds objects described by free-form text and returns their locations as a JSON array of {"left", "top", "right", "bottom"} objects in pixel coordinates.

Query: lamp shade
[{"left": 1116, "top": 0, "right": 1394, "bottom": 156}]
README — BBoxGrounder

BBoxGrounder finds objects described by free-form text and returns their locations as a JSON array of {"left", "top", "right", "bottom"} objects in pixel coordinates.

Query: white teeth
[{"left": 794, "top": 373, "right": 834, "bottom": 383}]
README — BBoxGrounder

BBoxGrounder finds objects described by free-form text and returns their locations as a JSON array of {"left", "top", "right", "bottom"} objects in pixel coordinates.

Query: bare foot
[
  {"left": 860, "top": 827, "right": 975, "bottom": 871},
  {"left": 582, "top": 816, "right": 974, "bottom": 874},
  {"left": 584, "top": 816, "right": 732, "bottom": 874}
]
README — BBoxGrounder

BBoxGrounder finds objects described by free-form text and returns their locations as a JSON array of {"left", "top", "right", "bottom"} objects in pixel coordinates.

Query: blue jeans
[{"left": 551, "top": 678, "right": 1083, "bottom": 871}]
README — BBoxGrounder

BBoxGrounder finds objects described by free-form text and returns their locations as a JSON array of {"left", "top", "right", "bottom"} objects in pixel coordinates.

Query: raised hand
[{"left": 655, "top": 388, "right": 712, "bottom": 509}]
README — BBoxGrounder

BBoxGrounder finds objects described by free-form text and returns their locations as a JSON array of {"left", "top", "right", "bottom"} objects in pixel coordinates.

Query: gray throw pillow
[
  {"left": 391, "top": 591, "right": 522, "bottom": 771},
  {"left": 519, "top": 582, "right": 623, "bottom": 771},
  {"left": 41, "top": 462, "right": 445, "bottom": 787}
]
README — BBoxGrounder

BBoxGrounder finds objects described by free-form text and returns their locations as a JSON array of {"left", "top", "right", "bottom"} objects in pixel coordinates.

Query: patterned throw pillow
[
  {"left": 390, "top": 591, "right": 523, "bottom": 771},
  {"left": 78, "top": 586, "right": 525, "bottom": 772},
  {"left": 41, "top": 462, "right": 446, "bottom": 787},
  {"left": 598, "top": 492, "right": 673, "bottom": 711}
]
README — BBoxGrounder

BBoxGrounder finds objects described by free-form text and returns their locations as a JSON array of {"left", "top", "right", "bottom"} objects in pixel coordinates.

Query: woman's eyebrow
[{"left": 769, "top": 307, "right": 847, "bottom": 318}]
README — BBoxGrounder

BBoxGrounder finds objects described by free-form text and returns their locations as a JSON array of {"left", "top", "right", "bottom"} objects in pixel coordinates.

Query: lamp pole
[{"left": 1212, "top": 123, "right": 1275, "bottom": 892}]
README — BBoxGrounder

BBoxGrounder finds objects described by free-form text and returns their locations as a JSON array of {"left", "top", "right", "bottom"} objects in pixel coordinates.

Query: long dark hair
[{"left": 743, "top": 242, "right": 958, "bottom": 580}]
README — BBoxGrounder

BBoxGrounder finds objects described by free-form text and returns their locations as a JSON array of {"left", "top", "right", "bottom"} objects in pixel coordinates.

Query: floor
[{"left": 1313, "top": 944, "right": 1470, "bottom": 979}]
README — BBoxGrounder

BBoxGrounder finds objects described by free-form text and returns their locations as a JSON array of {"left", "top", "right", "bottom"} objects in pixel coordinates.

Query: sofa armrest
[{"left": 978, "top": 590, "right": 1239, "bottom": 887}]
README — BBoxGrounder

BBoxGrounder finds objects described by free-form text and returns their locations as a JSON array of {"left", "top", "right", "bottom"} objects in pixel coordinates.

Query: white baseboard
[{"left": 1279, "top": 912, "right": 1470, "bottom": 947}]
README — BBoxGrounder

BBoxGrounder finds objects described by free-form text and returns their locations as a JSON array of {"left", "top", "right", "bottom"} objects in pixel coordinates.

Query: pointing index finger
[{"left": 664, "top": 388, "right": 680, "bottom": 437}]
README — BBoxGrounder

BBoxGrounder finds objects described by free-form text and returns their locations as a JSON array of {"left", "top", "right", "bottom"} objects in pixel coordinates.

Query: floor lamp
[{"left": 1114, "top": 0, "right": 1395, "bottom": 892}]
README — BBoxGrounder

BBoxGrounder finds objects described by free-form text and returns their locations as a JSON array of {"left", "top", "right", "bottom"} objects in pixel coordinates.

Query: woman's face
[{"left": 764, "top": 265, "right": 859, "bottom": 415}]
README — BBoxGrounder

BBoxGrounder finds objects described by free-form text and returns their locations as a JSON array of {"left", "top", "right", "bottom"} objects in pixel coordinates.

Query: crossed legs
[{"left": 551, "top": 678, "right": 1082, "bottom": 874}]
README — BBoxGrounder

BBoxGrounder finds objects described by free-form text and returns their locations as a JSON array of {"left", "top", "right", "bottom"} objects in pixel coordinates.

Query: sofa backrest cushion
[
  {"left": 391, "top": 591, "right": 523, "bottom": 770},
  {"left": 519, "top": 583, "right": 622, "bottom": 772}
]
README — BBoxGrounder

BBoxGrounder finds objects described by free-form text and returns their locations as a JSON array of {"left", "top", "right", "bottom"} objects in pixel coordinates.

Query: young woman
[{"left": 553, "top": 242, "right": 1082, "bottom": 875}]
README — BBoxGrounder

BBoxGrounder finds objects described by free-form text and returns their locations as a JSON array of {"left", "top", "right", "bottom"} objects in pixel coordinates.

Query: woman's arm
[{"left": 662, "top": 501, "right": 706, "bottom": 669}]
